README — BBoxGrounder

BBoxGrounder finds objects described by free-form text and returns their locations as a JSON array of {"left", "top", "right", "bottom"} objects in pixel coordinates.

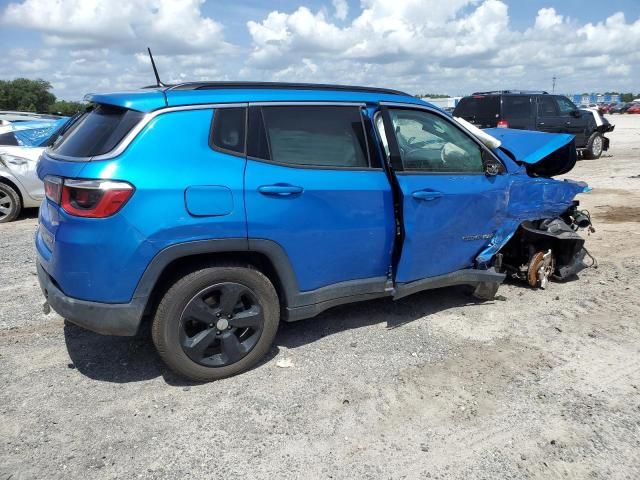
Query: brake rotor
[{"left": 527, "top": 249, "right": 555, "bottom": 289}]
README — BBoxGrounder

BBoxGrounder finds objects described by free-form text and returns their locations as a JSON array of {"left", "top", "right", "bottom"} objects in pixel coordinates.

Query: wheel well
[
  {"left": 0, "top": 176, "right": 24, "bottom": 204},
  {"left": 142, "top": 251, "right": 287, "bottom": 318}
]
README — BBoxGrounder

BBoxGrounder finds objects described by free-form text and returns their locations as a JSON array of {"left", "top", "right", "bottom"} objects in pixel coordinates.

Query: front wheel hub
[{"left": 527, "top": 249, "right": 555, "bottom": 289}]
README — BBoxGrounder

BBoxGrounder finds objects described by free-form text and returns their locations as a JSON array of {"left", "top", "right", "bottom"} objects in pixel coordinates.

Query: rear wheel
[
  {"left": 152, "top": 265, "right": 280, "bottom": 382},
  {"left": 583, "top": 132, "right": 603, "bottom": 159},
  {"left": 0, "top": 182, "right": 21, "bottom": 223}
]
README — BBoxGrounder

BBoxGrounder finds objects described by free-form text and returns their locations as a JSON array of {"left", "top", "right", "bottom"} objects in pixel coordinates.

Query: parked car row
[
  {"left": 594, "top": 102, "right": 640, "bottom": 114},
  {"left": 0, "top": 115, "right": 74, "bottom": 222}
]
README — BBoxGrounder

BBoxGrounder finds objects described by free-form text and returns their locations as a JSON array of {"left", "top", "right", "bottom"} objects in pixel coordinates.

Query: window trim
[
  {"left": 245, "top": 102, "right": 379, "bottom": 171},
  {"left": 208, "top": 106, "right": 247, "bottom": 158},
  {"left": 376, "top": 102, "right": 505, "bottom": 176}
]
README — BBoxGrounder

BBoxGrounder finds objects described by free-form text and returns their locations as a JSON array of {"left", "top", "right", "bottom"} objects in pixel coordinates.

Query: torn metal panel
[
  {"left": 485, "top": 127, "right": 577, "bottom": 177},
  {"left": 476, "top": 176, "right": 588, "bottom": 267}
]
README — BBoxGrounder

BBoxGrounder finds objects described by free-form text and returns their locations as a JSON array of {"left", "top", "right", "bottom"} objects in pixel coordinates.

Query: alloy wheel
[
  {"left": 0, "top": 190, "right": 13, "bottom": 221},
  {"left": 179, "top": 282, "right": 265, "bottom": 367},
  {"left": 592, "top": 136, "right": 603, "bottom": 157}
]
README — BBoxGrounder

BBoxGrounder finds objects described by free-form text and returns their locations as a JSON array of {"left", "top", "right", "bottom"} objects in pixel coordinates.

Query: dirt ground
[{"left": 1, "top": 115, "right": 639, "bottom": 480}]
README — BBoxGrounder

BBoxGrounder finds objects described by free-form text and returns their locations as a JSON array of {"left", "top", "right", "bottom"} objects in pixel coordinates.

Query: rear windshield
[
  {"left": 453, "top": 96, "right": 500, "bottom": 122},
  {"left": 50, "top": 104, "right": 144, "bottom": 157}
]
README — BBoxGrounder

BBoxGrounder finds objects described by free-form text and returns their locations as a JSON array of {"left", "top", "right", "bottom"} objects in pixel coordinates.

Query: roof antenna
[{"left": 147, "top": 47, "right": 166, "bottom": 87}]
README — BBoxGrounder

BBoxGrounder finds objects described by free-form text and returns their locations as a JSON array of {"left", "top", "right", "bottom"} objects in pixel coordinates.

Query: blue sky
[{"left": 1, "top": 0, "right": 639, "bottom": 100}]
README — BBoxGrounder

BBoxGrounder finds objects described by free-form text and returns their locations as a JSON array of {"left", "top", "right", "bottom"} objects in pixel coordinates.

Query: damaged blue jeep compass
[{"left": 36, "top": 81, "right": 592, "bottom": 381}]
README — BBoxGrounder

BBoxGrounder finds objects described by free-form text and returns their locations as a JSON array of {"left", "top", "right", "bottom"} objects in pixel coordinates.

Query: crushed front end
[{"left": 475, "top": 128, "right": 596, "bottom": 290}]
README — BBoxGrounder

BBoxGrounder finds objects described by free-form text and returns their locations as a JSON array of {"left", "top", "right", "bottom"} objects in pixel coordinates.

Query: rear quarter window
[{"left": 50, "top": 104, "right": 144, "bottom": 157}]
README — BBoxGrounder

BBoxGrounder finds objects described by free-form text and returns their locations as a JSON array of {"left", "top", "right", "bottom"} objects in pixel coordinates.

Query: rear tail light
[
  {"left": 497, "top": 119, "right": 509, "bottom": 128},
  {"left": 44, "top": 176, "right": 134, "bottom": 218}
]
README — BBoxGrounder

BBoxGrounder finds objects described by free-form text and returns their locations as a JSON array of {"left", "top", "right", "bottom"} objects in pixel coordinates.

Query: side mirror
[
  {"left": 482, "top": 150, "right": 504, "bottom": 176},
  {"left": 571, "top": 109, "right": 582, "bottom": 118}
]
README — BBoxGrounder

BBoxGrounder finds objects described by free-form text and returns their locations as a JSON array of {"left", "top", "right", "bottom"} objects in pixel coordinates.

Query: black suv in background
[{"left": 453, "top": 91, "right": 614, "bottom": 159}]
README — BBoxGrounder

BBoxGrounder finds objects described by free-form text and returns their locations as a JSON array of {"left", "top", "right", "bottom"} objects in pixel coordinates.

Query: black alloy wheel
[
  {"left": 152, "top": 265, "right": 280, "bottom": 382},
  {"left": 180, "top": 282, "right": 264, "bottom": 367}
]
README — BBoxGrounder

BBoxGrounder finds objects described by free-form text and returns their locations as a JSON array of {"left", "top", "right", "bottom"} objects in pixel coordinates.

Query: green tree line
[{"left": 0, "top": 78, "right": 86, "bottom": 115}]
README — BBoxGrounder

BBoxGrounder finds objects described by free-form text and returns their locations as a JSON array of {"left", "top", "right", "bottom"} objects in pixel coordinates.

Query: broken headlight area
[{"left": 495, "top": 204, "right": 596, "bottom": 289}]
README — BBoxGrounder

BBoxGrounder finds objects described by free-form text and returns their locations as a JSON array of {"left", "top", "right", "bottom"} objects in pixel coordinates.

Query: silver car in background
[{"left": 0, "top": 117, "right": 70, "bottom": 222}]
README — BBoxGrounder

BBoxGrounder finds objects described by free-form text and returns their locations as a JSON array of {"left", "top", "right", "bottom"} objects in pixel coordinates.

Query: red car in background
[{"left": 626, "top": 104, "right": 640, "bottom": 114}]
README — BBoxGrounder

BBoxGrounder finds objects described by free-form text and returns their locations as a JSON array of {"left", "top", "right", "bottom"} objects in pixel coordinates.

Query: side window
[
  {"left": 502, "top": 96, "right": 533, "bottom": 118},
  {"left": 537, "top": 97, "right": 558, "bottom": 117},
  {"left": 385, "top": 109, "right": 484, "bottom": 173},
  {"left": 259, "top": 106, "right": 369, "bottom": 168},
  {"left": 556, "top": 96, "right": 577, "bottom": 115},
  {"left": 210, "top": 107, "right": 246, "bottom": 155}
]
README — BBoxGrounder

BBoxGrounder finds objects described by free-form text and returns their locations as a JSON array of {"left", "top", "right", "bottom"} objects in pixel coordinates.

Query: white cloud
[
  {"left": 1, "top": 0, "right": 639, "bottom": 100},
  {"left": 534, "top": 8, "right": 563, "bottom": 29},
  {"left": 333, "top": 0, "right": 348, "bottom": 20},
  {"left": 245, "top": 0, "right": 640, "bottom": 94},
  {"left": 2, "top": 0, "right": 228, "bottom": 54}
]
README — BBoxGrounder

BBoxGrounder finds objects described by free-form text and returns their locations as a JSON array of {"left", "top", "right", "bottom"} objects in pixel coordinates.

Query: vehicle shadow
[
  {"left": 64, "top": 285, "right": 488, "bottom": 385},
  {"left": 18, "top": 207, "right": 39, "bottom": 220},
  {"left": 275, "top": 286, "right": 484, "bottom": 350}
]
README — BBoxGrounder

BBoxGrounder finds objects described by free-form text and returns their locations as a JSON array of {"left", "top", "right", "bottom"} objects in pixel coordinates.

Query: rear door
[
  {"left": 535, "top": 95, "right": 564, "bottom": 134},
  {"left": 376, "top": 105, "right": 510, "bottom": 283},
  {"left": 244, "top": 104, "right": 395, "bottom": 292}
]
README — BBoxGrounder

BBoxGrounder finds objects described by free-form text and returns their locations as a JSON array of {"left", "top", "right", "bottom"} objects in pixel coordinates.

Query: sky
[{"left": 1, "top": 0, "right": 639, "bottom": 100}]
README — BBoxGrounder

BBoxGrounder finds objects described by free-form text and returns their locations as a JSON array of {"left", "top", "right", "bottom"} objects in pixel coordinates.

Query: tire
[
  {"left": 152, "top": 264, "right": 280, "bottom": 382},
  {"left": 583, "top": 132, "right": 604, "bottom": 160},
  {"left": 0, "top": 182, "right": 22, "bottom": 223}
]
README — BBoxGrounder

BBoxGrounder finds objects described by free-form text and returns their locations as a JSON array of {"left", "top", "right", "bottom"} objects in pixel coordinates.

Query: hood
[{"left": 484, "top": 128, "right": 577, "bottom": 177}]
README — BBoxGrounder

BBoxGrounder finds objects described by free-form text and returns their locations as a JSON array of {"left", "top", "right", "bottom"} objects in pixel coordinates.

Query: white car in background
[{"left": 0, "top": 117, "right": 70, "bottom": 222}]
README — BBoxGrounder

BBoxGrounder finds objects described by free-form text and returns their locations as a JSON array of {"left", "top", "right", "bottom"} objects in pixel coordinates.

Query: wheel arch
[
  {"left": 136, "top": 239, "right": 300, "bottom": 318},
  {"left": 0, "top": 175, "right": 24, "bottom": 204}
]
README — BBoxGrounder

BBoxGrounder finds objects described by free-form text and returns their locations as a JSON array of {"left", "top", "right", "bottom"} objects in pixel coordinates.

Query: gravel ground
[{"left": 1, "top": 115, "right": 640, "bottom": 480}]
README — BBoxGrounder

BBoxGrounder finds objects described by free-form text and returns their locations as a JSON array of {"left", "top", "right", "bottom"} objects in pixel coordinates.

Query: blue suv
[{"left": 36, "top": 82, "right": 591, "bottom": 381}]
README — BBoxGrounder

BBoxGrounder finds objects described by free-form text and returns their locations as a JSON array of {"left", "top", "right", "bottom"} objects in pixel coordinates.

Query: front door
[
  {"left": 376, "top": 106, "right": 509, "bottom": 283},
  {"left": 555, "top": 96, "right": 587, "bottom": 146}
]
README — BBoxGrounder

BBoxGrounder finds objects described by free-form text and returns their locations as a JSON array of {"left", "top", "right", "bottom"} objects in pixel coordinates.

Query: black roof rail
[
  {"left": 471, "top": 90, "right": 549, "bottom": 95},
  {"left": 165, "top": 81, "right": 411, "bottom": 96}
]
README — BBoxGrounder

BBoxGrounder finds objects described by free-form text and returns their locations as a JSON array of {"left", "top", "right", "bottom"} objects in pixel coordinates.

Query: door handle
[
  {"left": 538, "top": 122, "right": 545, "bottom": 126},
  {"left": 565, "top": 121, "right": 571, "bottom": 125},
  {"left": 258, "top": 184, "right": 303, "bottom": 196},
  {"left": 412, "top": 190, "right": 442, "bottom": 201}
]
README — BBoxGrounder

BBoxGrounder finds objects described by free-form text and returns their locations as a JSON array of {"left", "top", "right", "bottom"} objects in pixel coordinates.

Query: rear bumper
[{"left": 37, "top": 262, "right": 144, "bottom": 336}]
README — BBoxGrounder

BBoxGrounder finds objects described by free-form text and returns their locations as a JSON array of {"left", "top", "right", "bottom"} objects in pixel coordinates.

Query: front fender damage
[{"left": 476, "top": 178, "right": 594, "bottom": 290}]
